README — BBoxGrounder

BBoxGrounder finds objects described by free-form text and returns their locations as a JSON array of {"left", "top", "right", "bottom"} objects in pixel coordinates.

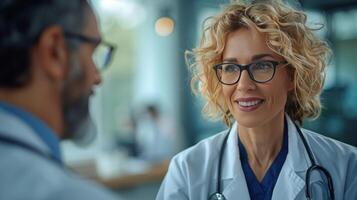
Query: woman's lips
[{"left": 235, "top": 97, "right": 264, "bottom": 112}]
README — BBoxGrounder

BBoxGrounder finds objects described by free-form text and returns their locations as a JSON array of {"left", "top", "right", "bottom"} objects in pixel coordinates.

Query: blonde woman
[{"left": 156, "top": 0, "right": 357, "bottom": 200}]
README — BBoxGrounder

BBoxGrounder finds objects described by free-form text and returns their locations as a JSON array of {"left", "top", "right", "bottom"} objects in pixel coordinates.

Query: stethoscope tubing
[{"left": 210, "top": 122, "right": 335, "bottom": 200}]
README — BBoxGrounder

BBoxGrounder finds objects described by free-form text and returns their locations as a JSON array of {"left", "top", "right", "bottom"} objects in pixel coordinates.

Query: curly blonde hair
[{"left": 187, "top": 0, "right": 331, "bottom": 126}]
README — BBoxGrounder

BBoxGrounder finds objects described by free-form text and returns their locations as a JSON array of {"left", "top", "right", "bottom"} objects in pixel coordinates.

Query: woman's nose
[{"left": 236, "top": 70, "right": 256, "bottom": 91}]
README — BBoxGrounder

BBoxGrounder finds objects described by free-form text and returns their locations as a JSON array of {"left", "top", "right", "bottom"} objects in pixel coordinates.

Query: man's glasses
[
  {"left": 64, "top": 32, "right": 116, "bottom": 71},
  {"left": 213, "top": 60, "right": 288, "bottom": 85}
]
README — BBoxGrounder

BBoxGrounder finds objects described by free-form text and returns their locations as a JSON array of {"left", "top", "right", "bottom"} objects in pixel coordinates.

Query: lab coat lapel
[
  {"left": 272, "top": 163, "right": 305, "bottom": 199},
  {"left": 221, "top": 122, "right": 251, "bottom": 200},
  {"left": 272, "top": 116, "right": 310, "bottom": 200},
  {"left": 222, "top": 173, "right": 251, "bottom": 200},
  {"left": 218, "top": 117, "right": 319, "bottom": 200}
]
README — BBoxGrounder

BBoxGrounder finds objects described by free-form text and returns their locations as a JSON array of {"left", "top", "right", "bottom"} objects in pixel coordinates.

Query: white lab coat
[
  {"left": 0, "top": 107, "right": 120, "bottom": 200},
  {"left": 156, "top": 116, "right": 357, "bottom": 200}
]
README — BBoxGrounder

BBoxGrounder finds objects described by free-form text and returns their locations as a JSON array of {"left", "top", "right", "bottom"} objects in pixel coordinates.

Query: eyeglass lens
[
  {"left": 217, "top": 61, "right": 276, "bottom": 84},
  {"left": 92, "top": 43, "right": 112, "bottom": 70}
]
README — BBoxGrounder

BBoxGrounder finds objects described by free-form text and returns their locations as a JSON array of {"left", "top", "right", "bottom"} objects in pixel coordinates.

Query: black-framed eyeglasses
[
  {"left": 64, "top": 32, "right": 116, "bottom": 71},
  {"left": 213, "top": 60, "right": 288, "bottom": 85}
]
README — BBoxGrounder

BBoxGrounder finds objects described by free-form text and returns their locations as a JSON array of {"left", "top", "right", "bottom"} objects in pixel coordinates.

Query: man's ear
[{"left": 33, "top": 26, "right": 69, "bottom": 82}]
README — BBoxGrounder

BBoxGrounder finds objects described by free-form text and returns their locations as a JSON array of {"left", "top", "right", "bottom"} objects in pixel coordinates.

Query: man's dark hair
[{"left": 0, "top": 0, "right": 89, "bottom": 88}]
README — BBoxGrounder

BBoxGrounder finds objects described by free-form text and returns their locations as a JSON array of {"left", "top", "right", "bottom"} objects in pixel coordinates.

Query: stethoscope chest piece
[{"left": 209, "top": 193, "right": 226, "bottom": 200}]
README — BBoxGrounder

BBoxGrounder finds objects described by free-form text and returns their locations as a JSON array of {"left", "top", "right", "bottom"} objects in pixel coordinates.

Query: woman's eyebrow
[
  {"left": 222, "top": 53, "right": 275, "bottom": 63},
  {"left": 222, "top": 58, "right": 237, "bottom": 62},
  {"left": 251, "top": 53, "right": 274, "bottom": 61}
]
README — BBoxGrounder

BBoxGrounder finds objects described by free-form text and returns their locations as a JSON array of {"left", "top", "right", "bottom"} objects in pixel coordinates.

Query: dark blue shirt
[
  {"left": 0, "top": 101, "right": 62, "bottom": 164},
  {"left": 238, "top": 120, "right": 288, "bottom": 200}
]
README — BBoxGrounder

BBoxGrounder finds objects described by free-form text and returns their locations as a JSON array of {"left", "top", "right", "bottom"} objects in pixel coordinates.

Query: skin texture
[
  {"left": 61, "top": 7, "right": 102, "bottom": 139},
  {"left": 63, "top": 8, "right": 102, "bottom": 102},
  {"left": 0, "top": 6, "right": 102, "bottom": 139},
  {"left": 221, "top": 27, "right": 293, "bottom": 181}
]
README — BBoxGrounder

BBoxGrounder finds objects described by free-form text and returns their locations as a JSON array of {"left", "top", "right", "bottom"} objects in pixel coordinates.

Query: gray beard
[
  {"left": 62, "top": 93, "right": 97, "bottom": 146},
  {"left": 61, "top": 54, "right": 97, "bottom": 146}
]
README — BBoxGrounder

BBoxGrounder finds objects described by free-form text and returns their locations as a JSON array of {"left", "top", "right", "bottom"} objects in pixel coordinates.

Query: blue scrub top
[
  {"left": 238, "top": 119, "right": 288, "bottom": 200},
  {"left": 0, "top": 101, "right": 62, "bottom": 164}
]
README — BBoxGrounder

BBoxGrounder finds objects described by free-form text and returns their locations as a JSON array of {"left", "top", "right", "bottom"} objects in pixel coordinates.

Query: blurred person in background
[
  {"left": 135, "top": 104, "right": 182, "bottom": 163},
  {"left": 157, "top": 0, "right": 357, "bottom": 199},
  {"left": 0, "top": 0, "right": 120, "bottom": 199}
]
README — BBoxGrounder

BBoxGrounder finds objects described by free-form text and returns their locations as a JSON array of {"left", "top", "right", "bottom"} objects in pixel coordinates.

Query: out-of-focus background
[{"left": 61, "top": 0, "right": 357, "bottom": 199}]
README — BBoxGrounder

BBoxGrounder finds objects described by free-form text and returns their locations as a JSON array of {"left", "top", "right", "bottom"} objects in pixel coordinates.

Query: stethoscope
[
  {"left": 0, "top": 134, "right": 62, "bottom": 166},
  {"left": 208, "top": 122, "right": 335, "bottom": 200}
]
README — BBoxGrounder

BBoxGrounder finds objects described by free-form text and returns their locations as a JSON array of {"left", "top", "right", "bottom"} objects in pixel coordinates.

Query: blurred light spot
[
  {"left": 155, "top": 17, "right": 174, "bottom": 37},
  {"left": 97, "top": 0, "right": 146, "bottom": 29}
]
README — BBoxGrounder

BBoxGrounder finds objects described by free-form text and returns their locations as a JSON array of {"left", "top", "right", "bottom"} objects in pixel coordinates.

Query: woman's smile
[{"left": 235, "top": 97, "right": 265, "bottom": 112}]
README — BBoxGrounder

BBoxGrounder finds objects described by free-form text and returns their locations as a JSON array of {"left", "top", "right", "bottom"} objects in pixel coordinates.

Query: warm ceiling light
[{"left": 155, "top": 17, "right": 174, "bottom": 37}]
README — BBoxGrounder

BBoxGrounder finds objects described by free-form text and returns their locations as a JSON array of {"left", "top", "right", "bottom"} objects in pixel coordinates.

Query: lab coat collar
[
  {"left": 220, "top": 115, "right": 310, "bottom": 177},
  {"left": 220, "top": 115, "right": 313, "bottom": 199},
  {"left": 272, "top": 115, "right": 310, "bottom": 199},
  {"left": 285, "top": 115, "right": 310, "bottom": 172},
  {"left": 220, "top": 122, "right": 251, "bottom": 199},
  {"left": 221, "top": 121, "right": 239, "bottom": 180}
]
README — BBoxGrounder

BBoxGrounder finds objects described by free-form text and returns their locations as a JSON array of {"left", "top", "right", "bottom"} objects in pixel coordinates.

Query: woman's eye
[
  {"left": 253, "top": 62, "right": 273, "bottom": 71},
  {"left": 223, "top": 64, "right": 239, "bottom": 73}
]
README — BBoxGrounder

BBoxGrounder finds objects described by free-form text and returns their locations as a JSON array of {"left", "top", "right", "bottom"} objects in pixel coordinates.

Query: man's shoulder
[
  {"left": 52, "top": 175, "right": 118, "bottom": 200},
  {"left": 0, "top": 144, "right": 119, "bottom": 200}
]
